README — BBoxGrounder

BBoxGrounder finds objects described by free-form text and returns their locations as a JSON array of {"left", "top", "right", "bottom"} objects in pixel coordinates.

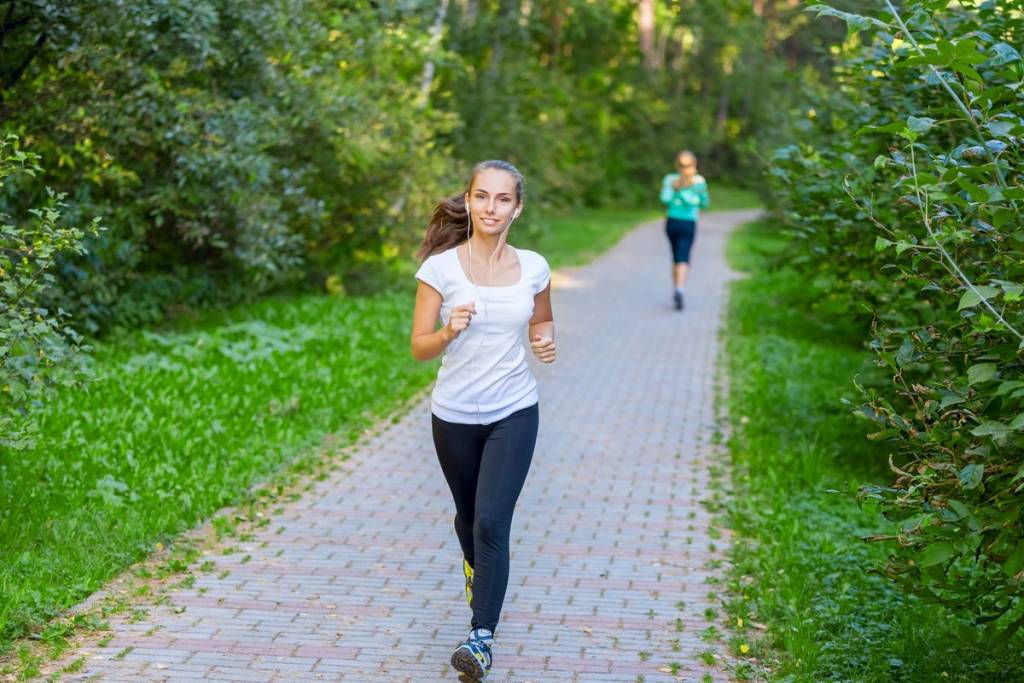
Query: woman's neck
[{"left": 467, "top": 233, "right": 509, "bottom": 261}]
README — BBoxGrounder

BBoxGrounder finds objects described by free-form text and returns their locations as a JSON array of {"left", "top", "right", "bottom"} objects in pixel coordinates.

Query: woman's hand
[
  {"left": 530, "top": 335, "right": 556, "bottom": 363},
  {"left": 444, "top": 302, "right": 476, "bottom": 341}
]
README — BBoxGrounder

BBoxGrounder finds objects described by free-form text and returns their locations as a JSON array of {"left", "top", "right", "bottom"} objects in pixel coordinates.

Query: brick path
[{"left": 58, "top": 209, "right": 758, "bottom": 682}]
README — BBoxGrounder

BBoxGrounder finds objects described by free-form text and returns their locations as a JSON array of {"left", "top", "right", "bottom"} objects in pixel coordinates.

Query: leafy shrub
[
  {"left": 0, "top": 135, "right": 100, "bottom": 449},
  {"left": 772, "top": 0, "right": 1024, "bottom": 642}
]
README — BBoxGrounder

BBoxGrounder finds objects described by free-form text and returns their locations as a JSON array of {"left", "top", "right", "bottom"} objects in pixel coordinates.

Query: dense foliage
[
  {"left": 0, "top": 135, "right": 99, "bottom": 450},
  {"left": 0, "top": 0, "right": 842, "bottom": 337},
  {"left": 724, "top": 219, "right": 1024, "bottom": 681},
  {"left": 770, "top": 0, "right": 1024, "bottom": 643},
  {"left": 1, "top": 0, "right": 458, "bottom": 334}
]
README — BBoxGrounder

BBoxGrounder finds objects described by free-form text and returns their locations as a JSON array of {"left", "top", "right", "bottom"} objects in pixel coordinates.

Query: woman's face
[
  {"left": 466, "top": 168, "right": 521, "bottom": 237},
  {"left": 676, "top": 154, "right": 697, "bottom": 176}
]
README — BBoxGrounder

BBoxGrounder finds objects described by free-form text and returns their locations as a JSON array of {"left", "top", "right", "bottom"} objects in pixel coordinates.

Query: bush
[
  {"left": 0, "top": 135, "right": 100, "bottom": 449},
  {"left": 772, "top": 0, "right": 1024, "bottom": 642}
]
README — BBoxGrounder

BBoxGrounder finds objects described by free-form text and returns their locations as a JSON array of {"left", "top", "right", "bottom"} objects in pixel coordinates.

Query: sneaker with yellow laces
[{"left": 451, "top": 628, "right": 492, "bottom": 681}]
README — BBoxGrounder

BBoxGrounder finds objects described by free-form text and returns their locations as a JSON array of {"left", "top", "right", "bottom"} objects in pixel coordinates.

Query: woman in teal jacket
[{"left": 659, "top": 150, "right": 710, "bottom": 311}]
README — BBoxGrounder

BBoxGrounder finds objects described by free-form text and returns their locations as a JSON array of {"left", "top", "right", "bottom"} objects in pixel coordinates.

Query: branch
[
  {"left": 908, "top": 146, "right": 1024, "bottom": 341},
  {"left": 2, "top": 29, "right": 47, "bottom": 92},
  {"left": 883, "top": 0, "right": 1017, "bottom": 211}
]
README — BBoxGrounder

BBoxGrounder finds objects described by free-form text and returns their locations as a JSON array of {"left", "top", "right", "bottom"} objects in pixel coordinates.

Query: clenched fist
[
  {"left": 444, "top": 301, "right": 476, "bottom": 341},
  {"left": 530, "top": 335, "right": 556, "bottom": 364}
]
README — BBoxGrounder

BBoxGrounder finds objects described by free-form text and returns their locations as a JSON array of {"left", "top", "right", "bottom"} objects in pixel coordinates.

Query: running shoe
[
  {"left": 451, "top": 629, "right": 493, "bottom": 681},
  {"left": 673, "top": 290, "right": 684, "bottom": 311},
  {"left": 463, "top": 559, "right": 474, "bottom": 607}
]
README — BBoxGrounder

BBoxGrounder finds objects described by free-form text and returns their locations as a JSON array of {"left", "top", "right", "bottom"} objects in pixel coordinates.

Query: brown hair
[{"left": 417, "top": 160, "right": 525, "bottom": 261}]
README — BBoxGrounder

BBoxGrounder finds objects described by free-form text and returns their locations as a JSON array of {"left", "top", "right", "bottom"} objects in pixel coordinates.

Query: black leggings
[
  {"left": 665, "top": 217, "right": 697, "bottom": 264},
  {"left": 431, "top": 403, "right": 539, "bottom": 633}
]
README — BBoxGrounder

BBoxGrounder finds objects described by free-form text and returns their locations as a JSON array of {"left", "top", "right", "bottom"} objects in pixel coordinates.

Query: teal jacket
[{"left": 660, "top": 173, "right": 710, "bottom": 221}]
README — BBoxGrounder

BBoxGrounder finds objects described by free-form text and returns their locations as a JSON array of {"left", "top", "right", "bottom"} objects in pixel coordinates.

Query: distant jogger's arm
[{"left": 659, "top": 176, "right": 676, "bottom": 206}]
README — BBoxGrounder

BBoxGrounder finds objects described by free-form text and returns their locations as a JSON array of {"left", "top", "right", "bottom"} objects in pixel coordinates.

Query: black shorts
[{"left": 665, "top": 217, "right": 697, "bottom": 264}]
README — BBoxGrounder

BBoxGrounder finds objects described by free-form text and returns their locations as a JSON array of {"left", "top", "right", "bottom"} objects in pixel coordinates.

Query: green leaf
[
  {"left": 875, "top": 236, "right": 893, "bottom": 251},
  {"left": 987, "top": 120, "right": 1017, "bottom": 137},
  {"left": 972, "top": 421, "right": 1012, "bottom": 441},
  {"left": 947, "top": 499, "right": 970, "bottom": 520},
  {"left": 997, "top": 281, "right": 1023, "bottom": 302},
  {"left": 918, "top": 542, "right": 956, "bottom": 567},
  {"left": 957, "top": 176, "right": 988, "bottom": 202},
  {"left": 940, "top": 391, "right": 966, "bottom": 408},
  {"left": 950, "top": 61, "right": 983, "bottom": 82},
  {"left": 958, "top": 463, "right": 985, "bottom": 489},
  {"left": 1002, "top": 543, "right": 1024, "bottom": 577},
  {"left": 1010, "top": 413, "right": 1024, "bottom": 430},
  {"left": 989, "top": 42, "right": 1021, "bottom": 66},
  {"left": 804, "top": 5, "right": 885, "bottom": 37},
  {"left": 968, "top": 363, "right": 998, "bottom": 385},
  {"left": 907, "top": 116, "right": 936, "bottom": 134},
  {"left": 958, "top": 286, "right": 999, "bottom": 311},
  {"left": 993, "top": 208, "right": 1014, "bottom": 229},
  {"left": 996, "top": 381, "right": 1024, "bottom": 396}
]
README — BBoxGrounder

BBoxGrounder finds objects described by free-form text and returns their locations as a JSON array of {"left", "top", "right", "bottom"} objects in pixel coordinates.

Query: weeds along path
[{"left": 53, "top": 209, "right": 760, "bottom": 682}]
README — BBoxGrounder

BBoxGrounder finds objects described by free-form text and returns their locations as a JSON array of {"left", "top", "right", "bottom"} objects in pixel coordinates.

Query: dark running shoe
[
  {"left": 451, "top": 629, "right": 493, "bottom": 681},
  {"left": 673, "top": 290, "right": 684, "bottom": 311}
]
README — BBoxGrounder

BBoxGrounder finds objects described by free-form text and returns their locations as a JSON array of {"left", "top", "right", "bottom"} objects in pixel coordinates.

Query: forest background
[{"left": 4, "top": 0, "right": 1024, "bottom": 681}]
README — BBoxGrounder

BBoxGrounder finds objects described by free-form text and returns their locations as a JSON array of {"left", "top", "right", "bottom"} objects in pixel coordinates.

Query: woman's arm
[
  {"left": 528, "top": 283, "right": 556, "bottom": 363},
  {"left": 410, "top": 282, "right": 474, "bottom": 361},
  {"left": 659, "top": 175, "right": 677, "bottom": 206},
  {"left": 698, "top": 182, "right": 710, "bottom": 209}
]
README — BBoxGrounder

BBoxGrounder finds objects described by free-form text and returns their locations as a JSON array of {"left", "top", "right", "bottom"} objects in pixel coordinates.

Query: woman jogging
[
  {"left": 410, "top": 160, "right": 556, "bottom": 681},
  {"left": 660, "top": 150, "right": 710, "bottom": 311}
]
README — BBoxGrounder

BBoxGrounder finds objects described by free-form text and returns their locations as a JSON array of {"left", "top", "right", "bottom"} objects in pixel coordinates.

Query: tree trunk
[
  {"left": 418, "top": 0, "right": 450, "bottom": 105},
  {"left": 715, "top": 83, "right": 729, "bottom": 138},
  {"left": 638, "top": 0, "right": 655, "bottom": 70},
  {"left": 391, "top": 0, "right": 450, "bottom": 216},
  {"left": 486, "top": 0, "right": 523, "bottom": 78}
]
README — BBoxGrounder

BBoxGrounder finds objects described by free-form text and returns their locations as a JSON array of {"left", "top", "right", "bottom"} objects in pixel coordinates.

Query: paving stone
[{"left": 51, "top": 210, "right": 756, "bottom": 681}]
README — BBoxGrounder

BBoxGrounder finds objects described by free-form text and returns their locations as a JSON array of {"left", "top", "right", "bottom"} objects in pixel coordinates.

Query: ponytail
[{"left": 417, "top": 193, "right": 470, "bottom": 261}]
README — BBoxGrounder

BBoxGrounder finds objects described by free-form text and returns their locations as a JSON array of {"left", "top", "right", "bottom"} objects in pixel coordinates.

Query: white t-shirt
[{"left": 416, "top": 245, "right": 551, "bottom": 425}]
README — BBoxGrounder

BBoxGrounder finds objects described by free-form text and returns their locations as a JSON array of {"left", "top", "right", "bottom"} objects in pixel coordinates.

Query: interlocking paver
[{"left": 54, "top": 209, "right": 757, "bottom": 682}]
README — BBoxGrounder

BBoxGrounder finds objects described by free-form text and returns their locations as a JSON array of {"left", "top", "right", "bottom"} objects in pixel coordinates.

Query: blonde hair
[{"left": 676, "top": 150, "right": 697, "bottom": 166}]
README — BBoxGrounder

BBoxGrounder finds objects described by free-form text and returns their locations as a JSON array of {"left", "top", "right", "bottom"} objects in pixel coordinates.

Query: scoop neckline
[{"left": 452, "top": 244, "right": 524, "bottom": 289}]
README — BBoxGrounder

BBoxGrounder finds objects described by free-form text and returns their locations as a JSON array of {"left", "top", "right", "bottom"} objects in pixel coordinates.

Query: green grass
[
  {"left": 722, "top": 218, "right": 1024, "bottom": 681},
  {"left": 704, "top": 183, "right": 763, "bottom": 212},
  {"left": 0, "top": 293, "right": 439, "bottom": 652},
  {"left": 518, "top": 207, "right": 662, "bottom": 268},
  {"left": 0, "top": 206, "right": 659, "bottom": 658}
]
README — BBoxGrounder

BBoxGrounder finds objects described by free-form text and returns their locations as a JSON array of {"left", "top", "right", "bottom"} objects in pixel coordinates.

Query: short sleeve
[
  {"left": 533, "top": 253, "right": 551, "bottom": 295},
  {"left": 415, "top": 255, "right": 443, "bottom": 294}
]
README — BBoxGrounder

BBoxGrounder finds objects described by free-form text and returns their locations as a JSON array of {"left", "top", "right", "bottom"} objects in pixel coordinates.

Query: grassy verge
[
  {"left": 704, "top": 184, "right": 762, "bottom": 212},
  {"left": 519, "top": 207, "right": 661, "bottom": 268},
  {"left": 0, "top": 205, "right": 660, "bottom": 669},
  {"left": 722, "top": 218, "right": 1024, "bottom": 681}
]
